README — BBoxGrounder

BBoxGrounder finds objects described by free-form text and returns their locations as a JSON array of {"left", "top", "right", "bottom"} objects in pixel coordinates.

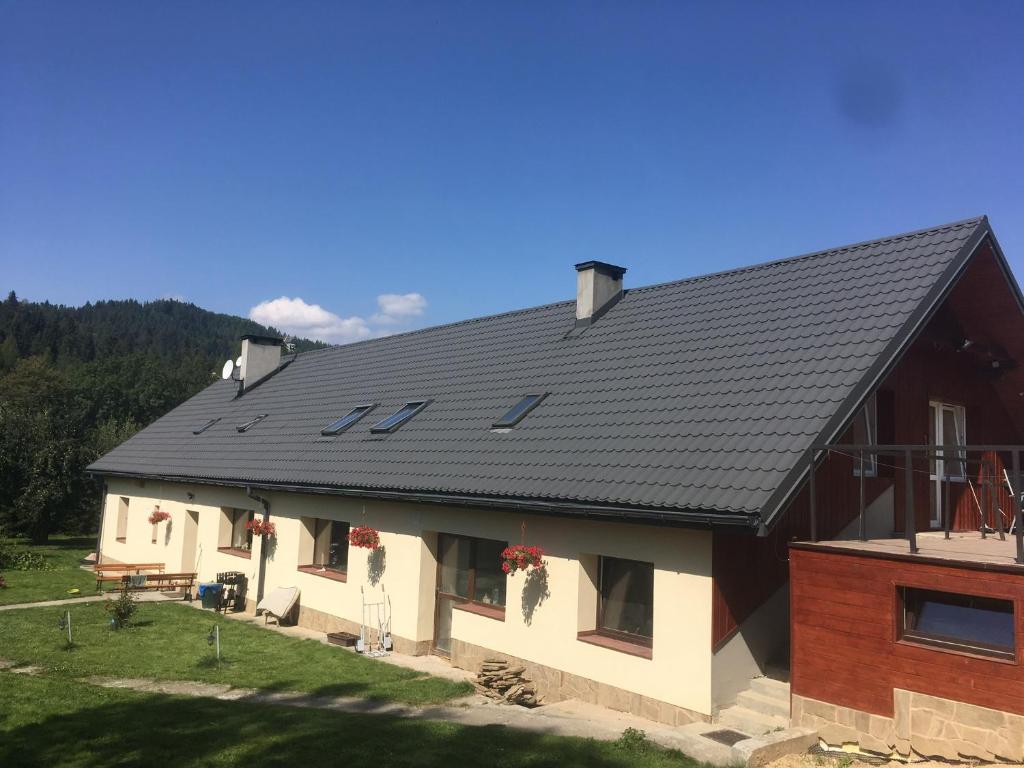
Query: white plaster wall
[{"left": 100, "top": 479, "right": 715, "bottom": 716}]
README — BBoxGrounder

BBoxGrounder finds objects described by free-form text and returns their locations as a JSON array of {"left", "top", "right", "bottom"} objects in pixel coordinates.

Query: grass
[
  {"left": 0, "top": 674, "right": 702, "bottom": 768},
  {"left": 0, "top": 536, "right": 99, "bottom": 606},
  {"left": 0, "top": 600, "right": 472, "bottom": 704}
]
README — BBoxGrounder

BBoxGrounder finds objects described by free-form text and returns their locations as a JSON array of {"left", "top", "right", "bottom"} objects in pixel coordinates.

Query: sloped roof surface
[{"left": 90, "top": 218, "right": 986, "bottom": 521}]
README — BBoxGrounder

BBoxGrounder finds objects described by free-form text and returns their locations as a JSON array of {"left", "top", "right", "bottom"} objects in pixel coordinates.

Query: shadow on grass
[{"left": 2, "top": 675, "right": 699, "bottom": 768}]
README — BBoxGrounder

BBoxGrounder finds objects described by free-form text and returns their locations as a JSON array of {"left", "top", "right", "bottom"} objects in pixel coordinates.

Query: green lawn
[
  {"left": 0, "top": 674, "right": 699, "bottom": 768},
  {"left": 0, "top": 600, "right": 471, "bottom": 704},
  {"left": 0, "top": 535, "right": 99, "bottom": 606}
]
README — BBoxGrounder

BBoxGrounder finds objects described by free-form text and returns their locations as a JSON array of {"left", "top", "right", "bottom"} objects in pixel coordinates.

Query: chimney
[
  {"left": 574, "top": 261, "right": 627, "bottom": 326},
  {"left": 239, "top": 334, "right": 283, "bottom": 391}
]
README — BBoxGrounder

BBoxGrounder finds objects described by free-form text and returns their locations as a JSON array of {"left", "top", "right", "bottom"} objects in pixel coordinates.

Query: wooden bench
[
  {"left": 95, "top": 563, "right": 165, "bottom": 591},
  {"left": 97, "top": 572, "right": 197, "bottom": 600}
]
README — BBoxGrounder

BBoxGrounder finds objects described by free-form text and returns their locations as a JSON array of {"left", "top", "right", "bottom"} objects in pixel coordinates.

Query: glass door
[
  {"left": 929, "top": 402, "right": 966, "bottom": 529},
  {"left": 433, "top": 534, "right": 469, "bottom": 655}
]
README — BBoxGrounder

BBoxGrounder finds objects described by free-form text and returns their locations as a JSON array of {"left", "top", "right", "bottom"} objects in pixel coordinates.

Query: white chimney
[
  {"left": 575, "top": 261, "right": 627, "bottom": 325},
  {"left": 239, "top": 335, "right": 283, "bottom": 391}
]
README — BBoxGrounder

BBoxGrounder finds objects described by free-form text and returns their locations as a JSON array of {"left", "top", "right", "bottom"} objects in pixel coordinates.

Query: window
[
  {"left": 437, "top": 534, "right": 507, "bottom": 614},
  {"left": 115, "top": 497, "right": 129, "bottom": 542},
  {"left": 370, "top": 401, "right": 430, "bottom": 433},
  {"left": 852, "top": 394, "right": 877, "bottom": 477},
  {"left": 929, "top": 402, "right": 967, "bottom": 480},
  {"left": 193, "top": 418, "right": 220, "bottom": 435},
  {"left": 219, "top": 508, "right": 255, "bottom": 556},
  {"left": 236, "top": 414, "right": 267, "bottom": 432},
  {"left": 304, "top": 519, "right": 350, "bottom": 574},
  {"left": 598, "top": 556, "right": 654, "bottom": 644},
  {"left": 321, "top": 405, "right": 375, "bottom": 436},
  {"left": 900, "top": 586, "right": 1015, "bottom": 660},
  {"left": 493, "top": 394, "right": 547, "bottom": 428}
]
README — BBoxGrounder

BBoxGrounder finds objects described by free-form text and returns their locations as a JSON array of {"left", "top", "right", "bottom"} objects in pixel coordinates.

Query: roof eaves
[
  {"left": 88, "top": 468, "right": 761, "bottom": 531},
  {"left": 756, "top": 217, "right": 992, "bottom": 534}
]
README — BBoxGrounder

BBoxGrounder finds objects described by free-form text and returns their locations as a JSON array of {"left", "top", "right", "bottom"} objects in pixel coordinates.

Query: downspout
[
  {"left": 246, "top": 486, "right": 271, "bottom": 604},
  {"left": 94, "top": 478, "right": 108, "bottom": 565}
]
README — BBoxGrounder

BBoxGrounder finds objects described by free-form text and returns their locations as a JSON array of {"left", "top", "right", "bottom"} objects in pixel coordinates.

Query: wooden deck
[{"left": 792, "top": 530, "right": 1024, "bottom": 572}]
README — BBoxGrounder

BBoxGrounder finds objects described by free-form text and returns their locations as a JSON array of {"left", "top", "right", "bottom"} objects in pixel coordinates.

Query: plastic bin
[{"left": 198, "top": 583, "right": 224, "bottom": 609}]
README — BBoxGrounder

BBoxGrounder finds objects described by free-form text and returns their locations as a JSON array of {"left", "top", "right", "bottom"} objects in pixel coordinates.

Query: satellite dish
[
  {"left": 221, "top": 360, "right": 234, "bottom": 380},
  {"left": 235, "top": 356, "right": 243, "bottom": 368}
]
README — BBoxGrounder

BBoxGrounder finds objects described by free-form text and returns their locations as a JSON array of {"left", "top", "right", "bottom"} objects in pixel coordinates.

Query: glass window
[
  {"left": 493, "top": 394, "right": 547, "bottom": 428},
  {"left": 599, "top": 556, "right": 654, "bottom": 642},
  {"left": 852, "top": 394, "right": 877, "bottom": 477},
  {"left": 193, "top": 418, "right": 220, "bottom": 435},
  {"left": 116, "top": 497, "right": 129, "bottom": 541},
  {"left": 236, "top": 414, "right": 267, "bottom": 433},
  {"left": 321, "top": 405, "right": 375, "bottom": 436},
  {"left": 229, "top": 509, "right": 255, "bottom": 550},
  {"left": 901, "top": 586, "right": 1014, "bottom": 659},
  {"left": 437, "top": 534, "right": 506, "bottom": 607},
  {"left": 929, "top": 402, "right": 967, "bottom": 480},
  {"left": 370, "top": 401, "right": 429, "bottom": 433},
  {"left": 312, "top": 519, "right": 350, "bottom": 572}
]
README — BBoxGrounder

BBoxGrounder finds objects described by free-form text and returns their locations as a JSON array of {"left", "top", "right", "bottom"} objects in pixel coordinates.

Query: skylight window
[
  {"left": 236, "top": 414, "right": 267, "bottom": 432},
  {"left": 493, "top": 394, "right": 547, "bottom": 428},
  {"left": 193, "top": 418, "right": 220, "bottom": 435},
  {"left": 370, "top": 401, "right": 430, "bottom": 433},
  {"left": 321, "top": 404, "right": 376, "bottom": 436}
]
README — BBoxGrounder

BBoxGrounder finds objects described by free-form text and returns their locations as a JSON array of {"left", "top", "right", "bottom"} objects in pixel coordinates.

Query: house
[{"left": 89, "top": 216, "right": 1024, "bottom": 750}]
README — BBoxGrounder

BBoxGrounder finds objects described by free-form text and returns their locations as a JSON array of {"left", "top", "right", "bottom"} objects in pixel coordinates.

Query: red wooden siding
[
  {"left": 790, "top": 546, "right": 1024, "bottom": 717},
  {"left": 711, "top": 240, "right": 1024, "bottom": 648}
]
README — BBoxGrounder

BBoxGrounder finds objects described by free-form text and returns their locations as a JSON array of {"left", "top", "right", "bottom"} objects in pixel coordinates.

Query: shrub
[
  {"left": 106, "top": 581, "right": 137, "bottom": 629},
  {"left": 614, "top": 728, "right": 650, "bottom": 754},
  {"left": 0, "top": 531, "right": 52, "bottom": 571},
  {"left": 0, "top": 574, "right": 7, "bottom": 589}
]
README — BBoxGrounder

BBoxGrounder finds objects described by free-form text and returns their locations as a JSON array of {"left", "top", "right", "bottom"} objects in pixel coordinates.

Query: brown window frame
[
  {"left": 897, "top": 585, "right": 1016, "bottom": 662},
  {"left": 299, "top": 518, "right": 350, "bottom": 580},
  {"left": 595, "top": 555, "right": 654, "bottom": 649},
  {"left": 218, "top": 508, "right": 254, "bottom": 558},
  {"left": 436, "top": 533, "right": 508, "bottom": 619}
]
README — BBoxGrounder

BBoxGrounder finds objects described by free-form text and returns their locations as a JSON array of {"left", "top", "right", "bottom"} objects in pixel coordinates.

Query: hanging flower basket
[
  {"left": 246, "top": 519, "right": 277, "bottom": 538},
  {"left": 501, "top": 545, "right": 544, "bottom": 575},
  {"left": 148, "top": 509, "right": 171, "bottom": 525},
  {"left": 349, "top": 525, "right": 381, "bottom": 550}
]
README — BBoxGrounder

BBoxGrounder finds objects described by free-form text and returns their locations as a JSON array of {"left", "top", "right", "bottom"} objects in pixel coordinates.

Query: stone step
[
  {"left": 749, "top": 675, "right": 790, "bottom": 703},
  {"left": 717, "top": 705, "right": 790, "bottom": 737},
  {"left": 737, "top": 689, "right": 790, "bottom": 719}
]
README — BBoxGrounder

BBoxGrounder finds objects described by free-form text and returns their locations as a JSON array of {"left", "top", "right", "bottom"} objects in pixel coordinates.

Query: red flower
[
  {"left": 349, "top": 526, "right": 380, "bottom": 550},
  {"left": 500, "top": 544, "right": 544, "bottom": 575},
  {"left": 148, "top": 509, "right": 171, "bottom": 525}
]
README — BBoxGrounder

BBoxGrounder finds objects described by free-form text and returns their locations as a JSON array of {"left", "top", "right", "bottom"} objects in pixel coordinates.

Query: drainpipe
[
  {"left": 94, "top": 478, "right": 108, "bottom": 565},
  {"left": 246, "top": 486, "right": 271, "bottom": 604}
]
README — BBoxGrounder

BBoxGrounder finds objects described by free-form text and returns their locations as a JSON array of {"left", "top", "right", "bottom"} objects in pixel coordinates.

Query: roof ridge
[
  {"left": 294, "top": 215, "right": 986, "bottom": 358},
  {"left": 628, "top": 215, "right": 987, "bottom": 296}
]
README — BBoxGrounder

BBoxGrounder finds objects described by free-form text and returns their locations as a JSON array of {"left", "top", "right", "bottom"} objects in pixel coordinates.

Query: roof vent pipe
[
  {"left": 239, "top": 335, "right": 284, "bottom": 392},
  {"left": 574, "top": 261, "right": 627, "bottom": 327}
]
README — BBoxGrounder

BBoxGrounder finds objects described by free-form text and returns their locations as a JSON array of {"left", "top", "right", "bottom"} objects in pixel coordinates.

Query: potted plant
[
  {"left": 501, "top": 545, "right": 545, "bottom": 575},
  {"left": 148, "top": 508, "right": 171, "bottom": 525},
  {"left": 349, "top": 525, "right": 380, "bottom": 550},
  {"left": 246, "top": 519, "right": 277, "bottom": 538}
]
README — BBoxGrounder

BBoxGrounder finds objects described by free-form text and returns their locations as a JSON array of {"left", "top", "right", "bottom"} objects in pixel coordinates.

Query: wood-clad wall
[
  {"left": 790, "top": 546, "right": 1024, "bottom": 717},
  {"left": 711, "top": 240, "right": 1024, "bottom": 649}
]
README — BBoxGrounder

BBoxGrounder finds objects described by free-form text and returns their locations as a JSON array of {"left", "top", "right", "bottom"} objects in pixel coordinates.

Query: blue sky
[{"left": 2, "top": 1, "right": 1022, "bottom": 342}]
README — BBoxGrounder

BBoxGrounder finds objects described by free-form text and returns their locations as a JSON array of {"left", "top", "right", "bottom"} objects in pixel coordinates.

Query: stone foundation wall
[
  {"left": 450, "top": 638, "right": 708, "bottom": 726},
  {"left": 793, "top": 691, "right": 1024, "bottom": 763}
]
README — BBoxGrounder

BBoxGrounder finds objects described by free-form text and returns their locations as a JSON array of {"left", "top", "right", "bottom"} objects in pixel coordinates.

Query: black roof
[{"left": 89, "top": 217, "right": 996, "bottom": 529}]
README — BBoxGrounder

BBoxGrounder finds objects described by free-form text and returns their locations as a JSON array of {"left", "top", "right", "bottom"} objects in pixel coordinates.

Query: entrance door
[
  {"left": 929, "top": 402, "right": 967, "bottom": 529},
  {"left": 433, "top": 534, "right": 469, "bottom": 655},
  {"left": 181, "top": 510, "right": 200, "bottom": 573}
]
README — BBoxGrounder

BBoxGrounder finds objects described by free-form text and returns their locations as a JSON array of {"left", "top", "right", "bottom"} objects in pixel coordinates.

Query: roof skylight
[
  {"left": 193, "top": 418, "right": 220, "bottom": 435},
  {"left": 321, "top": 404, "right": 376, "bottom": 436},
  {"left": 493, "top": 393, "right": 547, "bottom": 428},
  {"left": 236, "top": 414, "right": 268, "bottom": 432},
  {"left": 370, "top": 401, "right": 430, "bottom": 434}
]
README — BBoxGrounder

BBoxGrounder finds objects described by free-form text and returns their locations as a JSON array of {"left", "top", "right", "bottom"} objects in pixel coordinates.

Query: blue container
[{"left": 198, "top": 582, "right": 224, "bottom": 609}]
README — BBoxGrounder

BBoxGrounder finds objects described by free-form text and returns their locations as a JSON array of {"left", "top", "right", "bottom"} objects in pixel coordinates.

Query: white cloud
[
  {"left": 372, "top": 292, "right": 427, "bottom": 325},
  {"left": 248, "top": 293, "right": 427, "bottom": 345}
]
